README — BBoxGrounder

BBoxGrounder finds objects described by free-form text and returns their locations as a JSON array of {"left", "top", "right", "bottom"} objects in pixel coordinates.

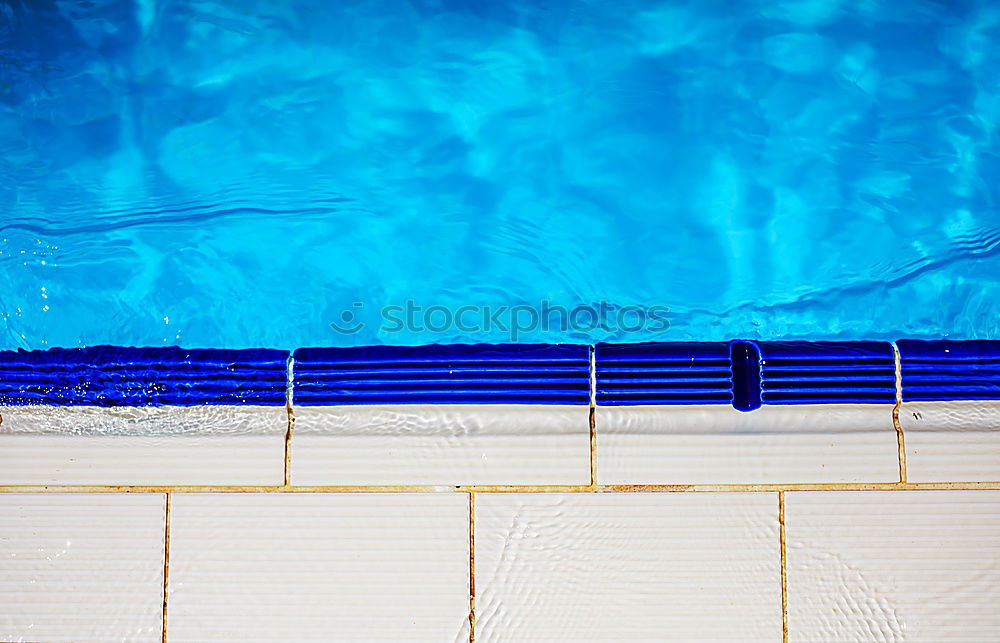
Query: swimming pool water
[{"left": 1, "top": 0, "right": 999, "bottom": 350}]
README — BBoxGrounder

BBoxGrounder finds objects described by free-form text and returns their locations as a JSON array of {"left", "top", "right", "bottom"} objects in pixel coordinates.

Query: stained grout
[
  {"left": 468, "top": 492, "right": 476, "bottom": 643},
  {"left": 778, "top": 491, "right": 788, "bottom": 643},
  {"left": 589, "top": 408, "right": 597, "bottom": 489},
  {"left": 894, "top": 411, "right": 908, "bottom": 484},
  {"left": 284, "top": 356, "right": 295, "bottom": 487},
  {"left": 283, "top": 408, "right": 295, "bottom": 487},
  {"left": 162, "top": 492, "right": 171, "bottom": 643},
  {"left": 589, "top": 345, "right": 598, "bottom": 489},
  {"left": 2, "top": 482, "right": 999, "bottom": 494},
  {"left": 891, "top": 342, "right": 908, "bottom": 483}
]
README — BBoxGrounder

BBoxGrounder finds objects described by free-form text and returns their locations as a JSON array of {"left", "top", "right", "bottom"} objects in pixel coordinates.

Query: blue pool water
[{"left": 1, "top": 0, "right": 999, "bottom": 350}]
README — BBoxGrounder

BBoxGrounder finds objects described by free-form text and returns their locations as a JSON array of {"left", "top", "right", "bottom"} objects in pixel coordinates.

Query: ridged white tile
[
  {"left": 0, "top": 493, "right": 165, "bottom": 642},
  {"left": 899, "top": 400, "right": 1000, "bottom": 482},
  {"left": 0, "top": 406, "right": 287, "bottom": 485},
  {"left": 291, "top": 405, "right": 589, "bottom": 485},
  {"left": 597, "top": 404, "right": 899, "bottom": 484},
  {"left": 786, "top": 491, "right": 1000, "bottom": 642},
  {"left": 475, "top": 492, "right": 781, "bottom": 641},
  {"left": 167, "top": 493, "right": 470, "bottom": 641}
]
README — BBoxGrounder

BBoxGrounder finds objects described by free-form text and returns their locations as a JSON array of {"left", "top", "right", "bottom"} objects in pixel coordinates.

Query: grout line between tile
[
  {"left": 589, "top": 408, "right": 597, "bottom": 489},
  {"left": 284, "top": 408, "right": 295, "bottom": 487},
  {"left": 779, "top": 491, "right": 788, "bottom": 643},
  {"left": 3, "top": 482, "right": 999, "bottom": 493},
  {"left": 891, "top": 342, "right": 907, "bottom": 483},
  {"left": 589, "top": 345, "right": 598, "bottom": 489},
  {"left": 468, "top": 492, "right": 476, "bottom": 643},
  {"left": 284, "top": 356, "right": 295, "bottom": 486},
  {"left": 162, "top": 492, "right": 171, "bottom": 643}
]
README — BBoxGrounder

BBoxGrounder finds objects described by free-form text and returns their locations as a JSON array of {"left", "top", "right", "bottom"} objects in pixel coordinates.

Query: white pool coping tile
[
  {"left": 0, "top": 493, "right": 166, "bottom": 642},
  {"left": 785, "top": 490, "right": 1000, "bottom": 642},
  {"left": 167, "top": 493, "right": 470, "bottom": 642},
  {"left": 474, "top": 492, "right": 782, "bottom": 641},
  {"left": 596, "top": 404, "right": 899, "bottom": 485},
  {"left": 899, "top": 400, "right": 1000, "bottom": 482},
  {"left": 291, "top": 404, "right": 590, "bottom": 485},
  {"left": 0, "top": 406, "right": 287, "bottom": 486}
]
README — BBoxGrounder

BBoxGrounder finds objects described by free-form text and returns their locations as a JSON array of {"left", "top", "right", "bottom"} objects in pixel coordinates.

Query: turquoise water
[{"left": 2, "top": 0, "right": 999, "bottom": 350}]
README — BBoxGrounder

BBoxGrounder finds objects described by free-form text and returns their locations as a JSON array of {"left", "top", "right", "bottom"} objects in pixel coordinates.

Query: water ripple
[{"left": 1, "top": 0, "right": 999, "bottom": 348}]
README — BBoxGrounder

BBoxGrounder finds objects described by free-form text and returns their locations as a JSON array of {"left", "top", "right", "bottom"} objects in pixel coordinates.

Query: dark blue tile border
[
  {"left": 897, "top": 340, "right": 1000, "bottom": 402},
  {"left": 595, "top": 342, "right": 733, "bottom": 406},
  {"left": 293, "top": 343, "right": 590, "bottom": 406},
  {"left": 0, "top": 347, "right": 288, "bottom": 406},
  {"left": 0, "top": 340, "right": 996, "bottom": 408},
  {"left": 757, "top": 341, "right": 896, "bottom": 406}
]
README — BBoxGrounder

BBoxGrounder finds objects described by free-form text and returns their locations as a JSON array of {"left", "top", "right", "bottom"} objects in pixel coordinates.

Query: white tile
[
  {"left": 0, "top": 406, "right": 287, "bottom": 485},
  {"left": 597, "top": 404, "right": 899, "bottom": 484},
  {"left": 475, "top": 492, "right": 782, "bottom": 641},
  {"left": 786, "top": 491, "right": 1000, "bottom": 642},
  {"left": 900, "top": 400, "right": 1000, "bottom": 482},
  {"left": 167, "top": 493, "right": 470, "bottom": 642},
  {"left": 291, "top": 405, "right": 589, "bottom": 485},
  {"left": 0, "top": 493, "right": 165, "bottom": 642}
]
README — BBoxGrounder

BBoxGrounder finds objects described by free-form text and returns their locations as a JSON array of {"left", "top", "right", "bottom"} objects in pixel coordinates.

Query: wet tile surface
[
  {"left": 167, "top": 493, "right": 470, "bottom": 641},
  {"left": 900, "top": 401, "right": 1000, "bottom": 482},
  {"left": 786, "top": 491, "right": 1000, "bottom": 642},
  {"left": 597, "top": 405, "right": 899, "bottom": 484},
  {"left": 0, "top": 493, "right": 165, "bottom": 642},
  {"left": 475, "top": 492, "right": 782, "bottom": 641},
  {"left": 0, "top": 406, "right": 287, "bottom": 485},
  {"left": 292, "top": 405, "right": 590, "bottom": 485}
]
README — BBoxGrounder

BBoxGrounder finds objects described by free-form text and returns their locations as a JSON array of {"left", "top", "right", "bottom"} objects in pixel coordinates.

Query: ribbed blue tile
[
  {"left": 292, "top": 343, "right": 590, "bottom": 406},
  {"left": 0, "top": 347, "right": 289, "bottom": 406},
  {"left": 757, "top": 341, "right": 896, "bottom": 405},
  {"left": 595, "top": 342, "right": 733, "bottom": 406},
  {"left": 897, "top": 340, "right": 1000, "bottom": 402}
]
